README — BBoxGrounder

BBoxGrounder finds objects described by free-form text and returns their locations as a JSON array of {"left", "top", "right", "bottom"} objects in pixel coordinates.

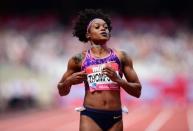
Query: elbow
[
  {"left": 135, "top": 85, "right": 142, "bottom": 98},
  {"left": 135, "top": 91, "right": 141, "bottom": 98},
  {"left": 58, "top": 91, "right": 64, "bottom": 96},
  {"left": 58, "top": 89, "right": 69, "bottom": 96},
  {"left": 57, "top": 85, "right": 70, "bottom": 96},
  {"left": 58, "top": 90, "right": 65, "bottom": 96},
  {"left": 59, "top": 93, "right": 67, "bottom": 96}
]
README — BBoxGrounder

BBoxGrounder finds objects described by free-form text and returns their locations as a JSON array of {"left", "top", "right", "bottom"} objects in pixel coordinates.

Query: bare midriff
[{"left": 84, "top": 90, "right": 121, "bottom": 111}]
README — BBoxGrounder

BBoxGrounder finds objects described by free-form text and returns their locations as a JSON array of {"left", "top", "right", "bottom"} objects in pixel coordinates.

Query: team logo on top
[{"left": 85, "top": 62, "right": 120, "bottom": 92}]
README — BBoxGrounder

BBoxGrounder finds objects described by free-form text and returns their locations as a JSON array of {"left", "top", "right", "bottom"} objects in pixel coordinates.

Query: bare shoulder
[
  {"left": 113, "top": 49, "right": 133, "bottom": 66},
  {"left": 68, "top": 50, "right": 87, "bottom": 71},
  {"left": 71, "top": 50, "right": 86, "bottom": 64}
]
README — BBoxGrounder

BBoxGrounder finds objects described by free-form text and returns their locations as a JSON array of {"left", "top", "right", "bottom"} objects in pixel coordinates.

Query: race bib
[{"left": 85, "top": 62, "right": 120, "bottom": 92}]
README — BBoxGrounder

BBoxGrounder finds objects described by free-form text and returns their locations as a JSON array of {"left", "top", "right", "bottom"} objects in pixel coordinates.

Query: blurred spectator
[{"left": 0, "top": 15, "right": 192, "bottom": 111}]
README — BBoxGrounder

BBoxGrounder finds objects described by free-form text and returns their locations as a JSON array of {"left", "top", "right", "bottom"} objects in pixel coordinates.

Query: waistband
[{"left": 84, "top": 106, "right": 122, "bottom": 114}]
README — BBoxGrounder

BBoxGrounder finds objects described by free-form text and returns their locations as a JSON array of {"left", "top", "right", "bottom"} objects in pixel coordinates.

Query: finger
[
  {"left": 76, "top": 75, "right": 87, "bottom": 80},
  {"left": 73, "top": 78, "right": 84, "bottom": 84},
  {"left": 75, "top": 72, "right": 87, "bottom": 77},
  {"left": 102, "top": 70, "right": 112, "bottom": 77},
  {"left": 80, "top": 73, "right": 87, "bottom": 77},
  {"left": 103, "top": 66, "right": 114, "bottom": 72},
  {"left": 103, "top": 68, "right": 113, "bottom": 74},
  {"left": 81, "top": 76, "right": 87, "bottom": 80},
  {"left": 103, "top": 69, "right": 118, "bottom": 78},
  {"left": 79, "top": 70, "right": 87, "bottom": 75},
  {"left": 80, "top": 70, "right": 86, "bottom": 73},
  {"left": 82, "top": 77, "right": 87, "bottom": 81}
]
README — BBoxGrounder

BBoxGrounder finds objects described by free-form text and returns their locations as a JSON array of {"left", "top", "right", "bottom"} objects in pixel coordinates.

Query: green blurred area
[{"left": 0, "top": 64, "right": 57, "bottom": 111}]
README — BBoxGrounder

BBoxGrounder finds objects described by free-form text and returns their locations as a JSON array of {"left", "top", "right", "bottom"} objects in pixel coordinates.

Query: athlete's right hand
[{"left": 68, "top": 71, "right": 87, "bottom": 85}]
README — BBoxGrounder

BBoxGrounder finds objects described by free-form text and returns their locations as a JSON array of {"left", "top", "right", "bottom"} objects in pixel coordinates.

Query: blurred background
[{"left": 0, "top": 0, "right": 193, "bottom": 130}]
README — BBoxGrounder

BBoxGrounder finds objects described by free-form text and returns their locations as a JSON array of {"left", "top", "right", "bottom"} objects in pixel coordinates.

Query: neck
[{"left": 90, "top": 41, "right": 110, "bottom": 57}]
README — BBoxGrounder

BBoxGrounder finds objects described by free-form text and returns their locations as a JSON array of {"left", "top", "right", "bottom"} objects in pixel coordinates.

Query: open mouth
[{"left": 100, "top": 32, "right": 108, "bottom": 37}]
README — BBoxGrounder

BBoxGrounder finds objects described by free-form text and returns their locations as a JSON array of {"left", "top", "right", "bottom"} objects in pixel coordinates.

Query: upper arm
[
  {"left": 59, "top": 53, "right": 84, "bottom": 83},
  {"left": 121, "top": 51, "right": 140, "bottom": 83}
]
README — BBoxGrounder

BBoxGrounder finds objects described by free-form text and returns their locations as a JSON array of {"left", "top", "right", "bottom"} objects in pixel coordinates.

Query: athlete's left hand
[{"left": 102, "top": 66, "right": 121, "bottom": 82}]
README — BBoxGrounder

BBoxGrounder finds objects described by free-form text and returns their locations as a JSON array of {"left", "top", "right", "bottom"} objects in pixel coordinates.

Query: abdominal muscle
[{"left": 83, "top": 88, "right": 122, "bottom": 111}]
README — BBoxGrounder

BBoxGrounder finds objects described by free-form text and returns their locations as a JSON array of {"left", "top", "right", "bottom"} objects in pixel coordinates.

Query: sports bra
[{"left": 81, "top": 48, "right": 123, "bottom": 92}]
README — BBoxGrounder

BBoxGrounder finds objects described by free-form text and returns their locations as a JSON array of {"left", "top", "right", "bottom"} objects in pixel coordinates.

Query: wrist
[
  {"left": 65, "top": 77, "right": 73, "bottom": 87},
  {"left": 115, "top": 77, "right": 123, "bottom": 85}
]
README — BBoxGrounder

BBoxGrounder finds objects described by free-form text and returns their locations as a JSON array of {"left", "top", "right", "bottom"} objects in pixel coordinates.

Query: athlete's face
[{"left": 87, "top": 19, "right": 110, "bottom": 43}]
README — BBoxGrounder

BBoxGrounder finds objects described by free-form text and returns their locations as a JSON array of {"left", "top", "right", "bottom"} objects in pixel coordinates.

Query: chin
[
  {"left": 99, "top": 37, "right": 110, "bottom": 42},
  {"left": 93, "top": 37, "right": 110, "bottom": 44},
  {"left": 97, "top": 39, "right": 108, "bottom": 44}
]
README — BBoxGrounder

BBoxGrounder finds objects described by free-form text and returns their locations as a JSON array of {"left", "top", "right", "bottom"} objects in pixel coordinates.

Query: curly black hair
[{"left": 73, "top": 9, "right": 112, "bottom": 43}]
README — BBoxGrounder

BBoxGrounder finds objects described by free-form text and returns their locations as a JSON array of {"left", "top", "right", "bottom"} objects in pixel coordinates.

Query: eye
[
  {"left": 94, "top": 24, "right": 100, "bottom": 29},
  {"left": 104, "top": 24, "right": 108, "bottom": 29},
  {"left": 95, "top": 26, "right": 99, "bottom": 29}
]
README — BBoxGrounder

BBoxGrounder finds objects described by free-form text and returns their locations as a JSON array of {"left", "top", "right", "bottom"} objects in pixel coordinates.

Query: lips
[{"left": 100, "top": 32, "right": 108, "bottom": 36}]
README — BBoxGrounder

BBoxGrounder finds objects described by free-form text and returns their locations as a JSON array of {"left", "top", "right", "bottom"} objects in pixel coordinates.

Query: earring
[{"left": 86, "top": 34, "right": 90, "bottom": 39}]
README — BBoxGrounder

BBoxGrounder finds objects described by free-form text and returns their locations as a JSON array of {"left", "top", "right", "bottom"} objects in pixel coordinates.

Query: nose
[{"left": 100, "top": 26, "right": 106, "bottom": 31}]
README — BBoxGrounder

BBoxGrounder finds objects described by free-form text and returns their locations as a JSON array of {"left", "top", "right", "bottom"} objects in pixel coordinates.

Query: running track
[{"left": 0, "top": 104, "right": 192, "bottom": 131}]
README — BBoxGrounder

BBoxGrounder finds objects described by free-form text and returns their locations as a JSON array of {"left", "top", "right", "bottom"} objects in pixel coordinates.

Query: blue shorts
[{"left": 80, "top": 106, "right": 122, "bottom": 131}]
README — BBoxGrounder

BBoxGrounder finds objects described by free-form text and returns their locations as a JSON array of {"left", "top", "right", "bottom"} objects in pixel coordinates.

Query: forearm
[
  {"left": 116, "top": 78, "right": 141, "bottom": 98},
  {"left": 57, "top": 78, "right": 72, "bottom": 96}
]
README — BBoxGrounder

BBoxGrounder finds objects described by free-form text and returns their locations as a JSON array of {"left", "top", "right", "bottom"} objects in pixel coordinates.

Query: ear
[{"left": 86, "top": 33, "right": 90, "bottom": 39}]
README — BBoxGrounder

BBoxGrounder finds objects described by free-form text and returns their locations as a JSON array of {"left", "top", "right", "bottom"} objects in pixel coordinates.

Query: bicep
[
  {"left": 123, "top": 64, "right": 140, "bottom": 83},
  {"left": 59, "top": 57, "right": 81, "bottom": 83},
  {"left": 59, "top": 69, "right": 74, "bottom": 83},
  {"left": 122, "top": 53, "right": 140, "bottom": 83}
]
